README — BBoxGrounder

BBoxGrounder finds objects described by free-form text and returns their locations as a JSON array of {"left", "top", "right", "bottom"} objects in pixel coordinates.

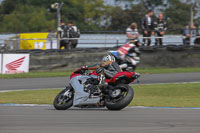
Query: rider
[
  {"left": 75, "top": 54, "right": 121, "bottom": 98},
  {"left": 117, "top": 39, "right": 140, "bottom": 71},
  {"left": 80, "top": 55, "right": 121, "bottom": 80}
]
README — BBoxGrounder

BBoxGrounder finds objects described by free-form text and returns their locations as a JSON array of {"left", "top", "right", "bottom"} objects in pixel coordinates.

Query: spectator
[
  {"left": 197, "top": 26, "right": 200, "bottom": 35},
  {"left": 141, "top": 9, "right": 154, "bottom": 46},
  {"left": 183, "top": 25, "right": 190, "bottom": 45},
  {"left": 183, "top": 25, "right": 196, "bottom": 45},
  {"left": 154, "top": 13, "right": 167, "bottom": 46},
  {"left": 57, "top": 20, "right": 68, "bottom": 49},
  {"left": 194, "top": 26, "right": 200, "bottom": 45},
  {"left": 66, "top": 21, "right": 80, "bottom": 49},
  {"left": 126, "top": 22, "right": 140, "bottom": 43}
]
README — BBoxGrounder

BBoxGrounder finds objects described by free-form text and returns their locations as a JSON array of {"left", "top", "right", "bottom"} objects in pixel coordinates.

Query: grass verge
[
  {"left": 0, "top": 83, "right": 200, "bottom": 107},
  {"left": 1, "top": 67, "right": 200, "bottom": 79},
  {"left": 0, "top": 71, "right": 72, "bottom": 79},
  {"left": 136, "top": 67, "right": 200, "bottom": 74},
  {"left": 130, "top": 83, "right": 200, "bottom": 107}
]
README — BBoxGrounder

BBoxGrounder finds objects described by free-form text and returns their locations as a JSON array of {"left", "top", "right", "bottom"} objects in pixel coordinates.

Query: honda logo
[{"left": 6, "top": 56, "right": 26, "bottom": 71}]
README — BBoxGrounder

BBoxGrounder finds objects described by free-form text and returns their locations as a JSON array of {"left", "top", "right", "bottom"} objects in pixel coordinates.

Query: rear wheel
[
  {"left": 105, "top": 84, "right": 134, "bottom": 110},
  {"left": 53, "top": 86, "right": 74, "bottom": 110}
]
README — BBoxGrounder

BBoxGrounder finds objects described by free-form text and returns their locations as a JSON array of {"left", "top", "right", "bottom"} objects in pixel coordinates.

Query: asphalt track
[
  {"left": 0, "top": 72, "right": 200, "bottom": 91},
  {"left": 1, "top": 73, "right": 200, "bottom": 133},
  {"left": 0, "top": 106, "right": 200, "bottom": 133}
]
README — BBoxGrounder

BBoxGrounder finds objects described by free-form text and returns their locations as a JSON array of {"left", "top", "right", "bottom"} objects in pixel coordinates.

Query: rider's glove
[
  {"left": 76, "top": 66, "right": 88, "bottom": 74},
  {"left": 81, "top": 65, "right": 88, "bottom": 70}
]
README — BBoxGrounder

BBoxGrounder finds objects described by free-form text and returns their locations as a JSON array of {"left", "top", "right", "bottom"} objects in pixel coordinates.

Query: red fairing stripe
[{"left": 70, "top": 73, "right": 81, "bottom": 80}]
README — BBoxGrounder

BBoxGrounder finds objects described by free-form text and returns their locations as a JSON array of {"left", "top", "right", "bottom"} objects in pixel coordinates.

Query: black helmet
[{"left": 102, "top": 54, "right": 115, "bottom": 63}]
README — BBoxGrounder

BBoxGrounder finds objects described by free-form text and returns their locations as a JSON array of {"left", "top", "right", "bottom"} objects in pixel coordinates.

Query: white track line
[{"left": 0, "top": 104, "right": 200, "bottom": 109}]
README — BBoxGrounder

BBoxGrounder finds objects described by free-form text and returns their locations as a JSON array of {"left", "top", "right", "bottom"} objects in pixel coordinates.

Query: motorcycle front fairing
[{"left": 70, "top": 75, "right": 100, "bottom": 106}]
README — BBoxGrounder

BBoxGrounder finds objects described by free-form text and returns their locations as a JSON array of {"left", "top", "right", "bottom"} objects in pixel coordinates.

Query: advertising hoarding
[
  {"left": 20, "top": 33, "right": 57, "bottom": 50},
  {"left": 2, "top": 54, "right": 30, "bottom": 74}
]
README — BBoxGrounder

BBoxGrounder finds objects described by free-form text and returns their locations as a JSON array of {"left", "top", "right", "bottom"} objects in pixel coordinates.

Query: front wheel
[
  {"left": 105, "top": 84, "right": 134, "bottom": 110},
  {"left": 53, "top": 86, "right": 74, "bottom": 110}
]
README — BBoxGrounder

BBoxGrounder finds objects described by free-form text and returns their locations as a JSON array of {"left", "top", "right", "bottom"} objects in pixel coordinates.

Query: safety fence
[{"left": 0, "top": 33, "right": 199, "bottom": 51}]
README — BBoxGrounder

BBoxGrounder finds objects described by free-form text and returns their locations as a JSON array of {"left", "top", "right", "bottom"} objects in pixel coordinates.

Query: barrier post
[{"left": 116, "top": 38, "right": 119, "bottom": 47}]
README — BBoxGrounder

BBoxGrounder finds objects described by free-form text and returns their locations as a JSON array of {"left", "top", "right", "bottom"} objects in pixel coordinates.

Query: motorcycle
[
  {"left": 109, "top": 51, "right": 140, "bottom": 72},
  {"left": 53, "top": 67, "right": 140, "bottom": 110}
]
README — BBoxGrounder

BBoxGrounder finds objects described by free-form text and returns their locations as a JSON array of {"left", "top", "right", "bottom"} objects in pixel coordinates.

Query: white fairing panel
[{"left": 70, "top": 75, "right": 100, "bottom": 106}]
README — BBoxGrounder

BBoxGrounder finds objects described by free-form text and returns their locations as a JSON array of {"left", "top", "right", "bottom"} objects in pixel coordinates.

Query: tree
[
  {"left": 115, "top": 0, "right": 165, "bottom": 9},
  {"left": 108, "top": 4, "right": 146, "bottom": 31},
  {"left": 0, "top": 0, "right": 106, "bottom": 33},
  {"left": 0, "top": 0, "right": 198, "bottom": 33},
  {"left": 164, "top": 0, "right": 192, "bottom": 34},
  {"left": 0, "top": 5, "right": 55, "bottom": 33}
]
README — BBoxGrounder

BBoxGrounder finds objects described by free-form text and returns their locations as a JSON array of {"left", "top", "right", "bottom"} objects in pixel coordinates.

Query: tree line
[{"left": 0, "top": 0, "right": 198, "bottom": 34}]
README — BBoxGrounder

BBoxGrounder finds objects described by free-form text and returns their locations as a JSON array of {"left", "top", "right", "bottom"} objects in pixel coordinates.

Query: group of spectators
[
  {"left": 126, "top": 9, "right": 167, "bottom": 46},
  {"left": 126, "top": 9, "right": 200, "bottom": 46},
  {"left": 58, "top": 10, "right": 200, "bottom": 49},
  {"left": 57, "top": 21, "right": 80, "bottom": 50}
]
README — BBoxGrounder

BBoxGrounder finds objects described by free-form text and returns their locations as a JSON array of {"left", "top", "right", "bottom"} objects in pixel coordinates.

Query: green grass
[
  {"left": 136, "top": 67, "right": 200, "bottom": 74},
  {"left": 0, "top": 71, "right": 72, "bottom": 79},
  {"left": 1, "top": 67, "right": 200, "bottom": 79},
  {"left": 0, "top": 83, "right": 200, "bottom": 107},
  {"left": 130, "top": 83, "right": 200, "bottom": 107},
  {"left": 0, "top": 89, "right": 61, "bottom": 104}
]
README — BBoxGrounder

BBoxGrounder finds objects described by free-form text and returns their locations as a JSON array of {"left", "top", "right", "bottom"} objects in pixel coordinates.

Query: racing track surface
[
  {"left": 1, "top": 72, "right": 200, "bottom": 133},
  {"left": 0, "top": 72, "right": 200, "bottom": 91},
  {"left": 0, "top": 106, "right": 200, "bottom": 133}
]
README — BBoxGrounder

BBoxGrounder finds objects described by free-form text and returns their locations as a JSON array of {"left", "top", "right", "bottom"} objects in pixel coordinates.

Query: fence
[{"left": 0, "top": 33, "right": 199, "bottom": 51}]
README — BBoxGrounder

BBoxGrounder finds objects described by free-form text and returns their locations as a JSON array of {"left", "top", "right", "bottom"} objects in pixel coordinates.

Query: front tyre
[
  {"left": 105, "top": 84, "right": 134, "bottom": 110},
  {"left": 53, "top": 87, "right": 73, "bottom": 110}
]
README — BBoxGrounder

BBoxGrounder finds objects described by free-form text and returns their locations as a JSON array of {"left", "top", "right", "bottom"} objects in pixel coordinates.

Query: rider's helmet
[
  {"left": 102, "top": 54, "right": 115, "bottom": 63},
  {"left": 129, "top": 39, "right": 140, "bottom": 47}
]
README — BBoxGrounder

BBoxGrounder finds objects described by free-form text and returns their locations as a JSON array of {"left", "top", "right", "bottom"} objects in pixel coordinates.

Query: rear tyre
[
  {"left": 105, "top": 84, "right": 134, "bottom": 110},
  {"left": 53, "top": 87, "right": 73, "bottom": 110}
]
